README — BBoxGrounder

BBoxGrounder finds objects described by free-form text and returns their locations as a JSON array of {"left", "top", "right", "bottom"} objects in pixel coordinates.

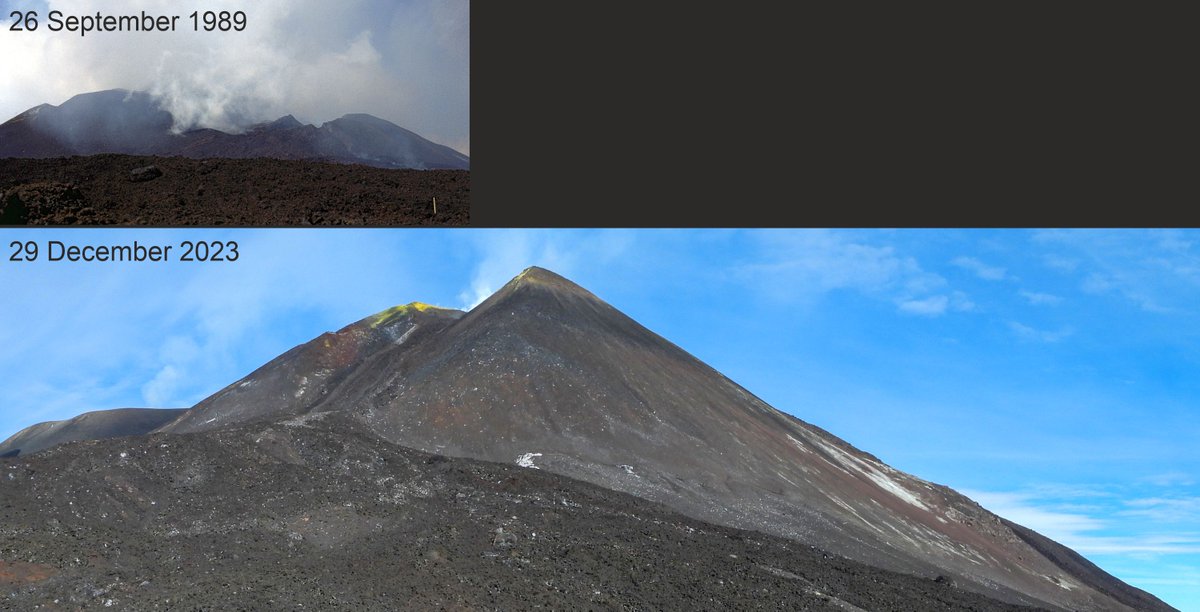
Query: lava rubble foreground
[{"left": 0, "top": 414, "right": 1041, "bottom": 611}]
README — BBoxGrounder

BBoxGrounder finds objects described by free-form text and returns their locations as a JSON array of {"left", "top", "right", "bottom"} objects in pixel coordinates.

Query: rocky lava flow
[
  {"left": 0, "top": 155, "right": 468, "bottom": 226},
  {"left": 0, "top": 413, "right": 1039, "bottom": 611}
]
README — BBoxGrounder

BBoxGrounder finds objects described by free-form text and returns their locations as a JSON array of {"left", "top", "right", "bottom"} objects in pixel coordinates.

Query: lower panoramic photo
[{"left": 0, "top": 229, "right": 1193, "bottom": 610}]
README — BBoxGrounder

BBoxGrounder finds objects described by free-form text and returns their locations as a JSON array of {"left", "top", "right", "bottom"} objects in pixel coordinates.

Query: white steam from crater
[{"left": 0, "top": 0, "right": 469, "bottom": 154}]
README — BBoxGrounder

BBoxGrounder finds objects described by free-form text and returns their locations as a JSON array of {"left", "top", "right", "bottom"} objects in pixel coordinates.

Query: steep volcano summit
[
  {"left": 0, "top": 89, "right": 469, "bottom": 170},
  {"left": 1, "top": 268, "right": 1174, "bottom": 610}
]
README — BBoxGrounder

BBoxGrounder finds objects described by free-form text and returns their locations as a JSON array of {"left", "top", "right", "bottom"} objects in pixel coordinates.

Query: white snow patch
[
  {"left": 204, "top": 418, "right": 217, "bottom": 425},
  {"left": 1052, "top": 576, "right": 1077, "bottom": 591},
  {"left": 786, "top": 434, "right": 812, "bottom": 453},
  {"left": 619, "top": 464, "right": 637, "bottom": 475},
  {"left": 865, "top": 470, "right": 930, "bottom": 511},
  {"left": 811, "top": 436, "right": 930, "bottom": 511},
  {"left": 119, "top": 452, "right": 127, "bottom": 458},
  {"left": 516, "top": 453, "right": 543, "bottom": 469},
  {"left": 777, "top": 471, "right": 802, "bottom": 489},
  {"left": 830, "top": 497, "right": 884, "bottom": 533},
  {"left": 293, "top": 376, "right": 309, "bottom": 398},
  {"left": 394, "top": 325, "right": 419, "bottom": 345}
]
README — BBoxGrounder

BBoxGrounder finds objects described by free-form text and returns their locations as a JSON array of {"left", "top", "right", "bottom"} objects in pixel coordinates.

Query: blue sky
[{"left": 0, "top": 228, "right": 1196, "bottom": 609}]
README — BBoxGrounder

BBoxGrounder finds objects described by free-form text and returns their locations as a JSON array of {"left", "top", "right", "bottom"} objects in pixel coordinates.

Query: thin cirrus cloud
[
  {"left": 963, "top": 488, "right": 1200, "bottom": 556},
  {"left": 1144, "top": 473, "right": 1197, "bottom": 487},
  {"left": 897, "top": 295, "right": 949, "bottom": 316},
  {"left": 1019, "top": 290, "right": 1062, "bottom": 306},
  {"left": 738, "top": 230, "right": 967, "bottom": 317},
  {"left": 1008, "top": 321, "right": 1073, "bottom": 343},
  {"left": 1120, "top": 497, "right": 1200, "bottom": 524},
  {"left": 951, "top": 256, "right": 1007, "bottom": 281},
  {"left": 1035, "top": 230, "right": 1200, "bottom": 315}
]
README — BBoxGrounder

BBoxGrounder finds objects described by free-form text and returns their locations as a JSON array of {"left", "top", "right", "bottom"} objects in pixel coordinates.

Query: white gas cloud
[
  {"left": 457, "top": 230, "right": 636, "bottom": 310},
  {"left": 0, "top": 0, "right": 469, "bottom": 152},
  {"left": 141, "top": 365, "right": 182, "bottom": 407}
]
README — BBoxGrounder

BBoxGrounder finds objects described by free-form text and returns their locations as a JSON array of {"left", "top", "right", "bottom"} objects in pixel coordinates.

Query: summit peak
[
  {"left": 462, "top": 267, "right": 606, "bottom": 318},
  {"left": 504, "top": 266, "right": 593, "bottom": 294},
  {"left": 512, "top": 265, "right": 567, "bottom": 284}
]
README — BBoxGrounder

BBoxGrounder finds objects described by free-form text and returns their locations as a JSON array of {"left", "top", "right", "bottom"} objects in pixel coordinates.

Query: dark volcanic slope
[
  {"left": 0, "top": 412, "right": 1042, "bottom": 611},
  {"left": 0, "top": 155, "right": 469, "bottom": 226},
  {"left": 0, "top": 90, "right": 469, "bottom": 170},
  {"left": 166, "top": 302, "right": 464, "bottom": 431},
  {"left": 158, "top": 267, "right": 1173, "bottom": 612},
  {"left": 0, "top": 408, "right": 186, "bottom": 458}
]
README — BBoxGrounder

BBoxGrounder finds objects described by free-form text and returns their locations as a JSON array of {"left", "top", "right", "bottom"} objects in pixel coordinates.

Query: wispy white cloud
[
  {"left": 949, "top": 291, "right": 975, "bottom": 312},
  {"left": 1082, "top": 273, "right": 1115, "bottom": 295},
  {"left": 1073, "top": 535, "right": 1200, "bottom": 555},
  {"left": 1008, "top": 321, "right": 1073, "bottom": 343},
  {"left": 1111, "top": 562, "right": 1200, "bottom": 587},
  {"left": 1043, "top": 254, "right": 1080, "bottom": 272},
  {"left": 740, "top": 230, "right": 968, "bottom": 317},
  {"left": 963, "top": 488, "right": 1200, "bottom": 555},
  {"left": 1144, "top": 472, "right": 1197, "bottom": 487},
  {"left": 746, "top": 231, "right": 926, "bottom": 293},
  {"left": 952, "top": 256, "right": 1007, "bottom": 281},
  {"left": 1019, "top": 290, "right": 1062, "bottom": 306},
  {"left": 1121, "top": 497, "right": 1200, "bottom": 523},
  {"left": 1034, "top": 230, "right": 1200, "bottom": 314},
  {"left": 898, "top": 295, "right": 948, "bottom": 316},
  {"left": 1024, "top": 482, "right": 1120, "bottom": 500},
  {"left": 965, "top": 489, "right": 1106, "bottom": 536}
]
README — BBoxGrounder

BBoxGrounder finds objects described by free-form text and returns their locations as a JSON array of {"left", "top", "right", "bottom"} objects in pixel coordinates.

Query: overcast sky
[
  {"left": 0, "top": 229, "right": 1196, "bottom": 609},
  {"left": 0, "top": 0, "right": 469, "bottom": 154}
]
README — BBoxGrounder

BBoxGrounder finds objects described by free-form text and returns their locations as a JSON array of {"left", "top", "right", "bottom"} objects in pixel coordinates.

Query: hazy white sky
[
  {"left": 0, "top": 0, "right": 469, "bottom": 154},
  {"left": 0, "top": 229, "right": 1197, "bottom": 609}
]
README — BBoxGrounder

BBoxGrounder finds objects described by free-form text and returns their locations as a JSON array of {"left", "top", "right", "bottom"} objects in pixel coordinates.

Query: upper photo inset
[{"left": 0, "top": 0, "right": 469, "bottom": 226}]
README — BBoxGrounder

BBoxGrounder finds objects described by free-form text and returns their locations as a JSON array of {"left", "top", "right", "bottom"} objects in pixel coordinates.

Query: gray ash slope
[
  {"left": 148, "top": 267, "right": 1172, "bottom": 612},
  {"left": 0, "top": 90, "right": 469, "bottom": 170},
  {"left": 0, "top": 411, "right": 1044, "bottom": 611},
  {"left": 0, "top": 408, "right": 186, "bottom": 458}
]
